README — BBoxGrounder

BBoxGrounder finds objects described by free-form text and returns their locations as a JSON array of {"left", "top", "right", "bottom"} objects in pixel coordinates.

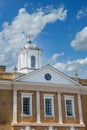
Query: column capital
[
  {"left": 57, "top": 91, "right": 62, "bottom": 94},
  {"left": 36, "top": 90, "right": 40, "bottom": 92},
  {"left": 77, "top": 92, "right": 82, "bottom": 95}
]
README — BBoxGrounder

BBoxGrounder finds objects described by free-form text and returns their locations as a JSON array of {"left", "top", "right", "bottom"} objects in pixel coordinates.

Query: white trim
[
  {"left": 13, "top": 89, "right": 17, "bottom": 124},
  {"left": 12, "top": 123, "right": 85, "bottom": 127},
  {"left": 21, "top": 93, "right": 33, "bottom": 116},
  {"left": 14, "top": 64, "right": 82, "bottom": 86},
  {"left": 36, "top": 91, "right": 41, "bottom": 123},
  {"left": 58, "top": 92, "right": 63, "bottom": 124},
  {"left": 64, "top": 95, "right": 75, "bottom": 118},
  {"left": 44, "top": 94, "right": 54, "bottom": 117},
  {"left": 77, "top": 94, "right": 84, "bottom": 124}
]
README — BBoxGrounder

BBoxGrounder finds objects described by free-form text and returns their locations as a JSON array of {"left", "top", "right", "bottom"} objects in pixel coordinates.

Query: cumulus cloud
[
  {"left": 42, "top": 52, "right": 64, "bottom": 66},
  {"left": 71, "top": 27, "right": 87, "bottom": 50},
  {"left": 0, "top": 6, "right": 67, "bottom": 70},
  {"left": 76, "top": 7, "right": 87, "bottom": 19},
  {"left": 50, "top": 52, "right": 64, "bottom": 63},
  {"left": 54, "top": 57, "right": 87, "bottom": 78}
]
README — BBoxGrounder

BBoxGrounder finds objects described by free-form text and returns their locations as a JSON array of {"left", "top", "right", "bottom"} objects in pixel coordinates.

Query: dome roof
[{"left": 21, "top": 40, "right": 42, "bottom": 51}]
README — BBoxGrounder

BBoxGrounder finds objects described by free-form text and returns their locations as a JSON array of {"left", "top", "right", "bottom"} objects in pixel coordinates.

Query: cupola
[{"left": 18, "top": 38, "right": 42, "bottom": 74}]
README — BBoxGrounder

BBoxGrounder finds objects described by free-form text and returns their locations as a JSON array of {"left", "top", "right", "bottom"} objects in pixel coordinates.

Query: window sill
[
  {"left": 66, "top": 116, "right": 76, "bottom": 119},
  {"left": 21, "top": 114, "right": 32, "bottom": 117},
  {"left": 44, "top": 115, "right": 55, "bottom": 118}
]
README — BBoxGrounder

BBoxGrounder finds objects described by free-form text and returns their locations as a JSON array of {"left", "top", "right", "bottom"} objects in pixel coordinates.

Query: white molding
[
  {"left": 21, "top": 93, "right": 33, "bottom": 116},
  {"left": 12, "top": 123, "right": 85, "bottom": 127},
  {"left": 64, "top": 95, "right": 75, "bottom": 118},
  {"left": 44, "top": 94, "right": 54, "bottom": 117}
]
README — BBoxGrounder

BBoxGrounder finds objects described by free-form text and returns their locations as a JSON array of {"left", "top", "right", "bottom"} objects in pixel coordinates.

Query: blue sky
[{"left": 0, "top": 0, "right": 87, "bottom": 78}]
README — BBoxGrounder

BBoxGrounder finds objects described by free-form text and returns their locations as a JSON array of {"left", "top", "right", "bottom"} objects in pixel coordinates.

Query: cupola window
[{"left": 31, "top": 56, "right": 36, "bottom": 68}]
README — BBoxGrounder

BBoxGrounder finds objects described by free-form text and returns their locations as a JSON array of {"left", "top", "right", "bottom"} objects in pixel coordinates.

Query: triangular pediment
[{"left": 14, "top": 65, "right": 81, "bottom": 86}]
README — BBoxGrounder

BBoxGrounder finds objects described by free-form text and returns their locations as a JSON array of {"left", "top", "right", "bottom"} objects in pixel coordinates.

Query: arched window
[{"left": 31, "top": 56, "right": 35, "bottom": 68}]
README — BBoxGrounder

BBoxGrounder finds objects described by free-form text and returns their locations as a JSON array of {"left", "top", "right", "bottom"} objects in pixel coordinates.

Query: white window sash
[
  {"left": 21, "top": 93, "right": 33, "bottom": 116},
  {"left": 64, "top": 95, "right": 75, "bottom": 118},
  {"left": 44, "top": 94, "right": 54, "bottom": 117}
]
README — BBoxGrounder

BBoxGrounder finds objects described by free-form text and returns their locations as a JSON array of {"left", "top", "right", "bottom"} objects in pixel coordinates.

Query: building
[{"left": 0, "top": 39, "right": 87, "bottom": 130}]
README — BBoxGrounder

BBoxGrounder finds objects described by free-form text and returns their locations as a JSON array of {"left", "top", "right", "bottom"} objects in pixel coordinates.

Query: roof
[
  {"left": 79, "top": 79, "right": 87, "bottom": 86},
  {"left": 20, "top": 41, "right": 42, "bottom": 51}
]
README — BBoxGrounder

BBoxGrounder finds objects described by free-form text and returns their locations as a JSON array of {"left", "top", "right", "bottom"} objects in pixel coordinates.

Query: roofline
[{"left": 14, "top": 64, "right": 82, "bottom": 87}]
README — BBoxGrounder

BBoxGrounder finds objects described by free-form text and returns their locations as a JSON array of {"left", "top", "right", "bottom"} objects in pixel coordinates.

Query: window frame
[
  {"left": 31, "top": 55, "right": 36, "bottom": 68},
  {"left": 21, "top": 93, "right": 33, "bottom": 116},
  {"left": 64, "top": 95, "right": 75, "bottom": 118},
  {"left": 44, "top": 94, "right": 54, "bottom": 117}
]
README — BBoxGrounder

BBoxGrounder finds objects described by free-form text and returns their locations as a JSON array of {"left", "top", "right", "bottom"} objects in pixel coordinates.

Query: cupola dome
[{"left": 18, "top": 40, "right": 42, "bottom": 74}]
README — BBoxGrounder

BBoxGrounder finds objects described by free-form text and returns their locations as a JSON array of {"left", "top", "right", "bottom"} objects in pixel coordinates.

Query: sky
[{"left": 0, "top": 0, "right": 87, "bottom": 78}]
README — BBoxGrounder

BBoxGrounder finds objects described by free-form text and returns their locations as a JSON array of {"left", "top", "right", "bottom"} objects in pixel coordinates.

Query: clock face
[{"left": 45, "top": 73, "right": 51, "bottom": 80}]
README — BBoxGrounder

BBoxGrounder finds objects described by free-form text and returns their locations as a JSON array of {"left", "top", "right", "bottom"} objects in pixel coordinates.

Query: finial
[
  {"left": 27, "top": 33, "right": 33, "bottom": 44},
  {"left": 13, "top": 66, "right": 17, "bottom": 72},
  {"left": 74, "top": 72, "right": 78, "bottom": 78}
]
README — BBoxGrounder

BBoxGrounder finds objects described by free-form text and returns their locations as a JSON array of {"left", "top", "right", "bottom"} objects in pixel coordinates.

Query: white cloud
[
  {"left": 77, "top": 7, "right": 87, "bottom": 19},
  {"left": 51, "top": 52, "right": 64, "bottom": 62},
  {"left": 54, "top": 57, "right": 87, "bottom": 78},
  {"left": 43, "top": 52, "right": 64, "bottom": 65},
  {"left": 71, "top": 27, "right": 87, "bottom": 50},
  {"left": 0, "top": 6, "right": 67, "bottom": 70}
]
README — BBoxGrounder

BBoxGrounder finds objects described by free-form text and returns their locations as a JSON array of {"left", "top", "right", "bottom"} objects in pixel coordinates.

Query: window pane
[
  {"left": 45, "top": 98, "right": 52, "bottom": 116},
  {"left": 66, "top": 99, "right": 73, "bottom": 116},
  {"left": 31, "top": 56, "right": 35, "bottom": 68},
  {"left": 23, "top": 97, "right": 30, "bottom": 115}
]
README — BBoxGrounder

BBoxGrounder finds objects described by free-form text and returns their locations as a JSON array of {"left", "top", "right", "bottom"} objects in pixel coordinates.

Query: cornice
[
  {"left": 12, "top": 123, "right": 85, "bottom": 127},
  {"left": 13, "top": 81, "right": 85, "bottom": 94}
]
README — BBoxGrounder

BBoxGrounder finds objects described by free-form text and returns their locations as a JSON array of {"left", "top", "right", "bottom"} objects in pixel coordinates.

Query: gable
[{"left": 15, "top": 65, "right": 81, "bottom": 86}]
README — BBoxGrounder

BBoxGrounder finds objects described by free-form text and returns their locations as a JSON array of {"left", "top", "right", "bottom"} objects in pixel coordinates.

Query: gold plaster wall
[
  {"left": 82, "top": 94, "right": 87, "bottom": 130},
  {"left": 61, "top": 93, "right": 79, "bottom": 124},
  {"left": 0, "top": 89, "right": 13, "bottom": 130},
  {"left": 17, "top": 91, "right": 80, "bottom": 124},
  {"left": 0, "top": 89, "right": 86, "bottom": 130},
  {"left": 40, "top": 91, "right": 59, "bottom": 123},
  {"left": 17, "top": 90, "right": 37, "bottom": 123}
]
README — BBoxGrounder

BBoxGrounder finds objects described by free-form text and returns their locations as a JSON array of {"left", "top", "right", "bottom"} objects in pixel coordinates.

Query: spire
[{"left": 27, "top": 33, "right": 33, "bottom": 44}]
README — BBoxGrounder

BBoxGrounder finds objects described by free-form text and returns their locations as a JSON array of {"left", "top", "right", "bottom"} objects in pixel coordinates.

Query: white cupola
[{"left": 18, "top": 39, "right": 42, "bottom": 74}]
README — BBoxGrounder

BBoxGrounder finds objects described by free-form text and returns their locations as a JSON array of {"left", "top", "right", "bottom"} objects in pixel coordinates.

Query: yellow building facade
[
  {"left": 0, "top": 41, "right": 87, "bottom": 130},
  {"left": 0, "top": 65, "right": 87, "bottom": 130}
]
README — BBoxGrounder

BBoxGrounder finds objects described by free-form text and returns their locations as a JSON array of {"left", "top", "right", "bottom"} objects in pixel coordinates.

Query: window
[
  {"left": 64, "top": 96, "right": 75, "bottom": 118},
  {"left": 21, "top": 93, "right": 32, "bottom": 116},
  {"left": 44, "top": 94, "right": 54, "bottom": 117},
  {"left": 31, "top": 56, "right": 35, "bottom": 68},
  {"left": 23, "top": 52, "right": 26, "bottom": 67}
]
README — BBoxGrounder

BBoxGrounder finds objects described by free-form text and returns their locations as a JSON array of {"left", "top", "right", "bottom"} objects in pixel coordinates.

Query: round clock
[{"left": 45, "top": 73, "right": 51, "bottom": 80}]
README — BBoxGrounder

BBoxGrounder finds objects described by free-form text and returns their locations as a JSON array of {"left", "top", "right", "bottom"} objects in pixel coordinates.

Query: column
[
  {"left": 58, "top": 92, "right": 63, "bottom": 124},
  {"left": 36, "top": 91, "right": 41, "bottom": 123},
  {"left": 25, "top": 126, "right": 30, "bottom": 130},
  {"left": 49, "top": 126, "right": 53, "bottom": 130},
  {"left": 13, "top": 89, "right": 17, "bottom": 124},
  {"left": 77, "top": 94, "right": 84, "bottom": 124}
]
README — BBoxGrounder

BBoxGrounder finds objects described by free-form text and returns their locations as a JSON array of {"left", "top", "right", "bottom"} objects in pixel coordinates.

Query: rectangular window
[
  {"left": 21, "top": 93, "right": 32, "bottom": 116},
  {"left": 44, "top": 94, "right": 54, "bottom": 117},
  {"left": 65, "top": 96, "right": 75, "bottom": 118},
  {"left": 23, "top": 97, "right": 30, "bottom": 115},
  {"left": 45, "top": 98, "right": 52, "bottom": 116}
]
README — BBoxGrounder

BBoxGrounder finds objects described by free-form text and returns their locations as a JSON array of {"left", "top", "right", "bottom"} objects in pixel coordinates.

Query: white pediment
[{"left": 15, "top": 65, "right": 81, "bottom": 86}]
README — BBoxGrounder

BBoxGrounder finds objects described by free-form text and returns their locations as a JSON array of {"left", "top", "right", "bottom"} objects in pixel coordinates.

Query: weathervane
[{"left": 27, "top": 33, "right": 33, "bottom": 44}]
